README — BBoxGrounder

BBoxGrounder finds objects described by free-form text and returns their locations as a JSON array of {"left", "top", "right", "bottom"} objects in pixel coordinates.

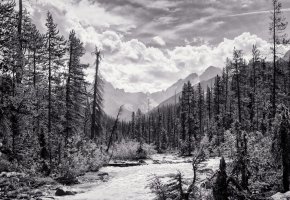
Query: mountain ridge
[{"left": 103, "top": 66, "right": 222, "bottom": 120}]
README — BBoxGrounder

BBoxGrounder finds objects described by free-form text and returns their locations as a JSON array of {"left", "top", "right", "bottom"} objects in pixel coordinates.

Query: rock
[
  {"left": 104, "top": 163, "right": 142, "bottom": 167},
  {"left": 55, "top": 173, "right": 79, "bottom": 185},
  {"left": 55, "top": 188, "right": 67, "bottom": 196},
  {"left": 138, "top": 160, "right": 146, "bottom": 164},
  {"left": 89, "top": 166, "right": 100, "bottom": 172},
  {"left": 55, "top": 188, "right": 76, "bottom": 196},
  {"left": 98, "top": 172, "right": 109, "bottom": 177},
  {"left": 98, "top": 172, "right": 109, "bottom": 181},
  {"left": 38, "top": 197, "right": 55, "bottom": 200},
  {"left": 153, "top": 160, "right": 160, "bottom": 164}
]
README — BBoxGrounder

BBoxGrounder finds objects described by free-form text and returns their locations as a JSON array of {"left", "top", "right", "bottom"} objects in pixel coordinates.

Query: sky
[{"left": 23, "top": 0, "right": 290, "bottom": 93}]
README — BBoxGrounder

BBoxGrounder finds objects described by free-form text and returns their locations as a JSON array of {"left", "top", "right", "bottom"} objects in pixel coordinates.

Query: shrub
[
  {"left": 57, "top": 139, "right": 108, "bottom": 177},
  {"left": 112, "top": 140, "right": 156, "bottom": 160},
  {"left": 0, "top": 159, "right": 15, "bottom": 172}
]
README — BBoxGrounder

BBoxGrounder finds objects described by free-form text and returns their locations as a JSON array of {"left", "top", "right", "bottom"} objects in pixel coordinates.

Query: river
[{"left": 55, "top": 154, "right": 220, "bottom": 200}]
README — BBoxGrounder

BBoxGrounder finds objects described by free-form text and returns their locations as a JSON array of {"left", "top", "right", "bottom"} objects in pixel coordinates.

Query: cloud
[
  {"left": 27, "top": 0, "right": 135, "bottom": 34},
  {"left": 25, "top": 0, "right": 290, "bottom": 93},
  {"left": 153, "top": 36, "right": 166, "bottom": 46},
  {"left": 226, "top": 8, "right": 290, "bottom": 17},
  {"left": 94, "top": 32, "right": 288, "bottom": 93}
]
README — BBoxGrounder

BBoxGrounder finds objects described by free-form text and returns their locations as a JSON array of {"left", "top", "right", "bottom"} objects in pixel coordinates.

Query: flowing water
[{"left": 56, "top": 154, "right": 220, "bottom": 200}]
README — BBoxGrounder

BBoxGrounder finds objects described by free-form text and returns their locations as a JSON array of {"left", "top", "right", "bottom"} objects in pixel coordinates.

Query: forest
[{"left": 0, "top": 0, "right": 290, "bottom": 199}]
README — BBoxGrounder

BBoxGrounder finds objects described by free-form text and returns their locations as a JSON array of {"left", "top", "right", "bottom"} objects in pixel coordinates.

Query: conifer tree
[
  {"left": 249, "top": 45, "right": 260, "bottom": 129},
  {"left": 232, "top": 49, "right": 243, "bottom": 123},
  {"left": 272, "top": 105, "right": 290, "bottom": 192},
  {"left": 197, "top": 83, "right": 204, "bottom": 136},
  {"left": 64, "top": 30, "right": 87, "bottom": 149},
  {"left": 269, "top": 0, "right": 288, "bottom": 117},
  {"left": 45, "top": 12, "right": 66, "bottom": 168},
  {"left": 131, "top": 111, "right": 136, "bottom": 139}
]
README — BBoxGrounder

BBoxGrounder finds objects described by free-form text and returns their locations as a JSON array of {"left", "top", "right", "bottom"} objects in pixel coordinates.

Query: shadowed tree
[
  {"left": 269, "top": 0, "right": 288, "bottom": 117},
  {"left": 213, "top": 157, "right": 228, "bottom": 200}
]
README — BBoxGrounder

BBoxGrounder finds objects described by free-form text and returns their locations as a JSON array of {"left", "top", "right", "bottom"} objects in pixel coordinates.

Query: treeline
[
  {"left": 120, "top": 0, "right": 290, "bottom": 196},
  {"left": 0, "top": 1, "right": 105, "bottom": 176}
]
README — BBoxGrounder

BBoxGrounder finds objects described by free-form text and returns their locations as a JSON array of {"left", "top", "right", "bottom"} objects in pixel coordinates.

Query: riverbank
[{"left": 54, "top": 154, "right": 221, "bottom": 200}]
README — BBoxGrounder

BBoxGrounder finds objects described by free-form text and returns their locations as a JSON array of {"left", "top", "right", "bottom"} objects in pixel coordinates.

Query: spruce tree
[
  {"left": 44, "top": 12, "right": 66, "bottom": 168},
  {"left": 197, "top": 83, "right": 204, "bottom": 136},
  {"left": 64, "top": 30, "right": 87, "bottom": 150},
  {"left": 269, "top": 0, "right": 288, "bottom": 117}
]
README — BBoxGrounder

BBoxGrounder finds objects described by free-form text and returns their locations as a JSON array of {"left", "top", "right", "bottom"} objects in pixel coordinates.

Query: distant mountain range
[
  {"left": 157, "top": 76, "right": 217, "bottom": 108},
  {"left": 103, "top": 66, "right": 222, "bottom": 120}
]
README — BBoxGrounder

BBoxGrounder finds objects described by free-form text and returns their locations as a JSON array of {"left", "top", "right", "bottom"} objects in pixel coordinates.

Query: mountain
[
  {"left": 157, "top": 76, "right": 216, "bottom": 108},
  {"left": 102, "top": 66, "right": 221, "bottom": 120},
  {"left": 199, "top": 66, "right": 222, "bottom": 82},
  {"left": 150, "top": 72, "right": 199, "bottom": 103},
  {"left": 103, "top": 79, "right": 151, "bottom": 121},
  {"left": 283, "top": 50, "right": 290, "bottom": 61}
]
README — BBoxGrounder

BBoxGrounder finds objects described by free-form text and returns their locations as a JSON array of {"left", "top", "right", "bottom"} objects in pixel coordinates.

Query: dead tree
[
  {"left": 106, "top": 106, "right": 123, "bottom": 152},
  {"left": 91, "top": 47, "right": 101, "bottom": 140}
]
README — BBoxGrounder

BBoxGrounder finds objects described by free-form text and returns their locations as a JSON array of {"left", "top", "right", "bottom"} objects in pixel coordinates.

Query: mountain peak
[
  {"left": 102, "top": 66, "right": 221, "bottom": 120},
  {"left": 185, "top": 72, "right": 198, "bottom": 80},
  {"left": 199, "top": 66, "right": 222, "bottom": 82}
]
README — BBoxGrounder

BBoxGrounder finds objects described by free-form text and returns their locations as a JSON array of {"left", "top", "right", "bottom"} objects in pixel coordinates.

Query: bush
[
  {"left": 112, "top": 140, "right": 156, "bottom": 160},
  {"left": 220, "top": 130, "right": 236, "bottom": 159},
  {"left": 57, "top": 139, "right": 108, "bottom": 177},
  {"left": 0, "top": 159, "right": 15, "bottom": 172}
]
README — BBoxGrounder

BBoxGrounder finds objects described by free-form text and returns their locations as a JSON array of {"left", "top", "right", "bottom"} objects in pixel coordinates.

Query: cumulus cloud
[
  {"left": 26, "top": 0, "right": 134, "bottom": 34},
  {"left": 93, "top": 32, "right": 288, "bottom": 93},
  {"left": 153, "top": 36, "right": 166, "bottom": 46},
  {"left": 25, "top": 0, "right": 290, "bottom": 93}
]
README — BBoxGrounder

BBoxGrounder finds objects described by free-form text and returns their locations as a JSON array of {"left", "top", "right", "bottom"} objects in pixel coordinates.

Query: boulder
[
  {"left": 98, "top": 172, "right": 109, "bottom": 177},
  {"left": 138, "top": 160, "right": 146, "bottom": 164},
  {"left": 153, "top": 160, "right": 160, "bottom": 164},
  {"left": 55, "top": 188, "right": 76, "bottom": 196}
]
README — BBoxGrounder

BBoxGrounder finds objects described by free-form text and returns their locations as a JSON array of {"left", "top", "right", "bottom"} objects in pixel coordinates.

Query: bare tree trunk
[
  {"left": 48, "top": 31, "right": 52, "bottom": 170},
  {"left": 65, "top": 40, "right": 73, "bottom": 148},
  {"left": 272, "top": 3, "right": 277, "bottom": 118},
  {"left": 106, "top": 106, "right": 123, "bottom": 152},
  {"left": 16, "top": 0, "right": 23, "bottom": 83},
  {"left": 235, "top": 60, "right": 242, "bottom": 123},
  {"left": 91, "top": 48, "right": 100, "bottom": 140},
  {"left": 33, "top": 49, "right": 36, "bottom": 87}
]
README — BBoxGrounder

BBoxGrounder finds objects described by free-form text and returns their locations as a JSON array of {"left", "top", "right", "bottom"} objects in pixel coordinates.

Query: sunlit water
[{"left": 56, "top": 154, "right": 220, "bottom": 200}]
